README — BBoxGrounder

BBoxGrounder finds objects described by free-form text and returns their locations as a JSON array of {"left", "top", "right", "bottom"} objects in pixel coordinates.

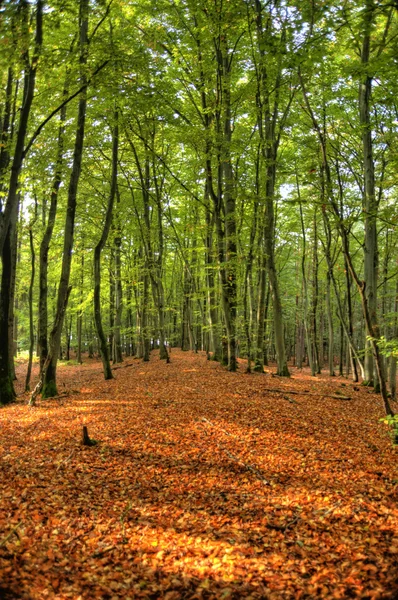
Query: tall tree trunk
[
  {"left": 326, "top": 269, "right": 335, "bottom": 376},
  {"left": 243, "top": 193, "right": 258, "bottom": 373},
  {"left": 39, "top": 0, "right": 89, "bottom": 400},
  {"left": 0, "top": 0, "right": 43, "bottom": 255},
  {"left": 360, "top": 0, "right": 378, "bottom": 388},
  {"left": 1, "top": 1, "right": 43, "bottom": 404},
  {"left": 389, "top": 279, "right": 398, "bottom": 400},
  {"left": 142, "top": 267, "right": 150, "bottom": 361},
  {"left": 205, "top": 197, "right": 222, "bottom": 361},
  {"left": 25, "top": 212, "right": 37, "bottom": 391},
  {"left": 76, "top": 252, "right": 84, "bottom": 364},
  {"left": 255, "top": 0, "right": 290, "bottom": 377},
  {"left": 38, "top": 79, "right": 68, "bottom": 369},
  {"left": 8, "top": 196, "right": 19, "bottom": 381},
  {"left": 94, "top": 112, "right": 118, "bottom": 380},
  {"left": 254, "top": 253, "right": 267, "bottom": 372},
  {"left": 311, "top": 211, "right": 320, "bottom": 373},
  {"left": 299, "top": 200, "right": 315, "bottom": 376},
  {"left": 113, "top": 213, "right": 123, "bottom": 364},
  {"left": 344, "top": 256, "right": 359, "bottom": 382}
]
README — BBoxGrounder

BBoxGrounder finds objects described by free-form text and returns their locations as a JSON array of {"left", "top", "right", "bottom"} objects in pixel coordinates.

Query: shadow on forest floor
[{"left": 1, "top": 350, "right": 398, "bottom": 599}]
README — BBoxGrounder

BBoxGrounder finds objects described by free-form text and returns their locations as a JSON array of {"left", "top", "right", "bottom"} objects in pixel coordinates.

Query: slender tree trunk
[
  {"left": 142, "top": 268, "right": 150, "bottom": 361},
  {"left": 360, "top": 0, "right": 378, "bottom": 388},
  {"left": 40, "top": 0, "right": 89, "bottom": 400},
  {"left": 254, "top": 253, "right": 267, "bottom": 372},
  {"left": 8, "top": 196, "right": 19, "bottom": 381},
  {"left": 214, "top": 39, "right": 237, "bottom": 372},
  {"left": 263, "top": 285, "right": 270, "bottom": 367},
  {"left": 25, "top": 221, "right": 36, "bottom": 391},
  {"left": 389, "top": 279, "right": 398, "bottom": 400},
  {"left": 326, "top": 270, "right": 335, "bottom": 376},
  {"left": 243, "top": 194, "right": 258, "bottom": 373},
  {"left": 344, "top": 256, "right": 359, "bottom": 382},
  {"left": 181, "top": 263, "right": 191, "bottom": 351},
  {"left": 339, "top": 320, "right": 344, "bottom": 377},
  {"left": 205, "top": 200, "right": 222, "bottom": 361},
  {"left": 265, "top": 172, "right": 289, "bottom": 377},
  {"left": 38, "top": 80, "right": 68, "bottom": 369},
  {"left": 113, "top": 224, "right": 123, "bottom": 364},
  {"left": 299, "top": 201, "right": 315, "bottom": 376},
  {"left": 94, "top": 112, "right": 118, "bottom": 380},
  {"left": 76, "top": 253, "right": 84, "bottom": 364},
  {"left": 311, "top": 211, "right": 320, "bottom": 373}
]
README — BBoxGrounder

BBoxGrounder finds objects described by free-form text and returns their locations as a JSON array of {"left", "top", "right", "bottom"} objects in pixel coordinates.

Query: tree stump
[{"left": 82, "top": 425, "right": 97, "bottom": 446}]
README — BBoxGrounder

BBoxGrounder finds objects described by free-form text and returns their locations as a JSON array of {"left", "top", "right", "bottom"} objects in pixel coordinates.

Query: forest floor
[{"left": 0, "top": 350, "right": 398, "bottom": 600}]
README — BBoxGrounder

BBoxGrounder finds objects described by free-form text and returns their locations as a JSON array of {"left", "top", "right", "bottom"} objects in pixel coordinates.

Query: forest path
[{"left": 0, "top": 351, "right": 397, "bottom": 599}]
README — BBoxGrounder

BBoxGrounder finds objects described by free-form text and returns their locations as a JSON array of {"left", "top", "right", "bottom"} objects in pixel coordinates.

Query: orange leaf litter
[{"left": 0, "top": 350, "right": 397, "bottom": 599}]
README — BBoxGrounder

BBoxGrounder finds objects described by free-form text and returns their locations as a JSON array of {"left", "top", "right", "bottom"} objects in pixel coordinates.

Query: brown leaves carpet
[{"left": 1, "top": 350, "right": 397, "bottom": 599}]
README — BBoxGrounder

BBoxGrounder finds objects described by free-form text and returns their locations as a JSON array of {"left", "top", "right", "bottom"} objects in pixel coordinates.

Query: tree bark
[
  {"left": 76, "top": 252, "right": 84, "bottom": 364},
  {"left": 25, "top": 218, "right": 36, "bottom": 391},
  {"left": 94, "top": 112, "right": 118, "bottom": 380},
  {"left": 41, "top": 0, "right": 89, "bottom": 399},
  {"left": 254, "top": 253, "right": 267, "bottom": 372},
  {"left": 360, "top": 0, "right": 378, "bottom": 388},
  {"left": 0, "top": 0, "right": 43, "bottom": 255},
  {"left": 113, "top": 212, "right": 123, "bottom": 364},
  {"left": 38, "top": 78, "right": 68, "bottom": 369},
  {"left": 0, "top": 1, "right": 43, "bottom": 404}
]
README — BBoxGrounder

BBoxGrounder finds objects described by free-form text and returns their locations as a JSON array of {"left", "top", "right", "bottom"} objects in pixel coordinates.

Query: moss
[
  {"left": 277, "top": 364, "right": 291, "bottom": 377},
  {"left": 41, "top": 379, "right": 58, "bottom": 399},
  {"left": 362, "top": 380, "right": 374, "bottom": 387},
  {"left": 0, "top": 376, "right": 15, "bottom": 406}
]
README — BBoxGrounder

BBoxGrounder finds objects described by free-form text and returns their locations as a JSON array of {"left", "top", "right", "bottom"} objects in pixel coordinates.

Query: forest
[{"left": 1, "top": 0, "right": 398, "bottom": 598}]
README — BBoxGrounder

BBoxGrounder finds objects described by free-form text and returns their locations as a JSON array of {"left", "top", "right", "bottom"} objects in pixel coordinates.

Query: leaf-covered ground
[{"left": 1, "top": 350, "right": 398, "bottom": 599}]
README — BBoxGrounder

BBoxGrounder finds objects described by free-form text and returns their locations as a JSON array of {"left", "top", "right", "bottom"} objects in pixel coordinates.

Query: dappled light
[{"left": 1, "top": 1, "right": 398, "bottom": 597}]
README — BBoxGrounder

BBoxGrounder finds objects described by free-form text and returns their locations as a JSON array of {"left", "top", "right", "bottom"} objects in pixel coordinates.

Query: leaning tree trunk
[{"left": 300, "top": 68, "right": 393, "bottom": 417}]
